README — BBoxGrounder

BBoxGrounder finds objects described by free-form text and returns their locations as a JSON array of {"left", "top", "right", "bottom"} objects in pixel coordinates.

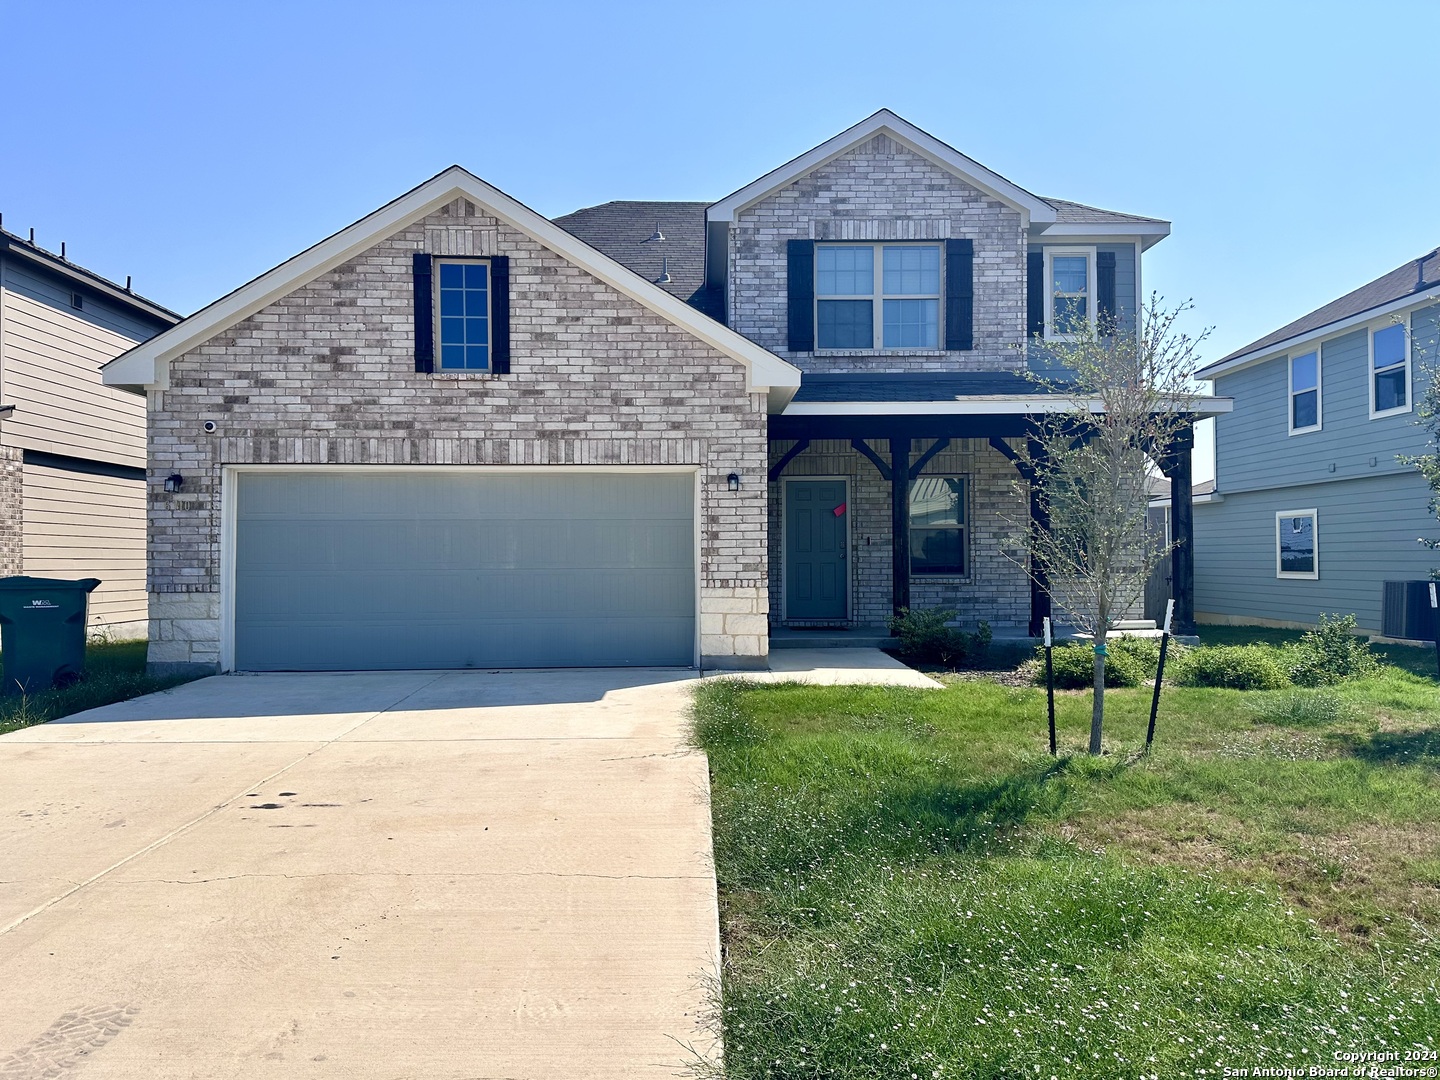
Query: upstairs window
[
  {"left": 437, "top": 260, "right": 491, "bottom": 370},
  {"left": 1043, "top": 248, "right": 1096, "bottom": 340},
  {"left": 1371, "top": 322, "right": 1409, "bottom": 417},
  {"left": 909, "top": 476, "right": 968, "bottom": 575},
  {"left": 1289, "top": 349, "right": 1320, "bottom": 433},
  {"left": 815, "top": 244, "right": 941, "bottom": 350}
]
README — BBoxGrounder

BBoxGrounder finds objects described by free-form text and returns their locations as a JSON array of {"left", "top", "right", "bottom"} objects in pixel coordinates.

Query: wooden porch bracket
[
  {"left": 986, "top": 435, "right": 1052, "bottom": 635},
  {"left": 986, "top": 435, "right": 1033, "bottom": 480},
  {"left": 850, "top": 438, "right": 892, "bottom": 482},
  {"left": 767, "top": 439, "right": 811, "bottom": 483},
  {"left": 908, "top": 438, "right": 950, "bottom": 480}
]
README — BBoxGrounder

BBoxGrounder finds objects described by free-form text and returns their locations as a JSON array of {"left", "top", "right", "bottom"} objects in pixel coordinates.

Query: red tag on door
[{"left": 833, "top": 502, "right": 846, "bottom": 517}]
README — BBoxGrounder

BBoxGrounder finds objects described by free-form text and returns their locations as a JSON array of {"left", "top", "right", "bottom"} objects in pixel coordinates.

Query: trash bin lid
[{"left": 0, "top": 576, "right": 101, "bottom": 592}]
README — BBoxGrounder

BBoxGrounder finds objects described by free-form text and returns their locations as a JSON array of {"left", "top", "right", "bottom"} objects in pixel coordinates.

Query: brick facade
[
  {"left": 730, "top": 133, "right": 1028, "bottom": 374},
  {"left": 148, "top": 198, "right": 769, "bottom": 672},
  {"left": 0, "top": 444, "right": 21, "bottom": 577},
  {"left": 767, "top": 439, "right": 1031, "bottom": 631}
]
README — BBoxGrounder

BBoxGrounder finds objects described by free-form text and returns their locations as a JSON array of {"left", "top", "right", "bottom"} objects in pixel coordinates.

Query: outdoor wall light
[
  {"left": 164, "top": 474, "right": 185, "bottom": 493},
  {"left": 727, "top": 472, "right": 741, "bottom": 491}
]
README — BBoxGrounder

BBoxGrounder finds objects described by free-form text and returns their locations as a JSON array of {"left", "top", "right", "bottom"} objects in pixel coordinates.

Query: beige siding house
[{"left": 0, "top": 230, "right": 178, "bottom": 636}]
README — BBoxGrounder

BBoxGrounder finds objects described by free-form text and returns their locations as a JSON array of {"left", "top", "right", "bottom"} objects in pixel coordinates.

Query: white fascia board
[
  {"left": 103, "top": 166, "right": 801, "bottom": 399},
  {"left": 1032, "top": 224, "right": 1171, "bottom": 250},
  {"left": 1150, "top": 493, "right": 1225, "bottom": 508},
  {"left": 707, "top": 110, "right": 1057, "bottom": 226},
  {"left": 1195, "top": 284, "right": 1440, "bottom": 381},
  {"left": 783, "top": 394, "right": 1232, "bottom": 417}
]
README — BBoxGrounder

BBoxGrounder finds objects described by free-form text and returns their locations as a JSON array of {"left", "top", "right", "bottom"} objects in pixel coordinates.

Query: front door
[{"left": 784, "top": 479, "right": 848, "bottom": 621}]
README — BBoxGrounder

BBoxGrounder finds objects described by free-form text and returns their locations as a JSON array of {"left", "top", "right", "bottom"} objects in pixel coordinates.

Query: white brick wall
[
  {"left": 730, "top": 133, "right": 1027, "bottom": 374},
  {"left": 149, "top": 198, "right": 769, "bottom": 671}
]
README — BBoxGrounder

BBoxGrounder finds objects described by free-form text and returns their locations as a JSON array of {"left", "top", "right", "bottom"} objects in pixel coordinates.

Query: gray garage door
[{"left": 233, "top": 471, "right": 695, "bottom": 670}]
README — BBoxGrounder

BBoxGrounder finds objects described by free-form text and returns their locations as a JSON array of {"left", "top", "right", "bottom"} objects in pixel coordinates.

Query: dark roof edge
[{"left": 0, "top": 230, "right": 181, "bottom": 326}]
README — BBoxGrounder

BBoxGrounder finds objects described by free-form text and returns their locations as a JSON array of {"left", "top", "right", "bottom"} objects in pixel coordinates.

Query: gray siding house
[
  {"left": 0, "top": 230, "right": 178, "bottom": 637},
  {"left": 105, "top": 110, "right": 1210, "bottom": 675},
  {"left": 1193, "top": 250, "right": 1440, "bottom": 635}
]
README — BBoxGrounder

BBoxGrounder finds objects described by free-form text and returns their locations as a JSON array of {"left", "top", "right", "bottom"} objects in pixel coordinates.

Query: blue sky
[{"left": 6, "top": 0, "right": 1437, "bottom": 374}]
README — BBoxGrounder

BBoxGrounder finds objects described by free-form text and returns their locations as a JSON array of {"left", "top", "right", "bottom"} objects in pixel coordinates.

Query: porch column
[
  {"left": 1167, "top": 423, "right": 1196, "bottom": 635},
  {"left": 890, "top": 437, "right": 912, "bottom": 620},
  {"left": 1027, "top": 436, "right": 1053, "bottom": 638}
]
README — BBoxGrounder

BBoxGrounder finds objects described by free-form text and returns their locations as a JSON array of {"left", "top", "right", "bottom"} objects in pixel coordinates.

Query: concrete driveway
[{"left": 0, "top": 670, "right": 719, "bottom": 1079}]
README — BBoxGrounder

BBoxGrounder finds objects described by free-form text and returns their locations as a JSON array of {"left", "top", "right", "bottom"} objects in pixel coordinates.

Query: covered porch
[{"left": 765, "top": 373, "right": 1202, "bottom": 640}]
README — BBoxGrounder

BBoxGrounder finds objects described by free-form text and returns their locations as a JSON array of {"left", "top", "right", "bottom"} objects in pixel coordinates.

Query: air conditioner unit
[{"left": 1381, "top": 580, "right": 1439, "bottom": 641}]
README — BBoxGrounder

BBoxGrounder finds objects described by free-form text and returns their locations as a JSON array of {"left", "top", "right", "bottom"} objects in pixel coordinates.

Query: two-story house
[
  {"left": 1192, "top": 251, "right": 1440, "bottom": 636},
  {"left": 1, "top": 228, "right": 178, "bottom": 638},
  {"left": 104, "top": 111, "right": 1211, "bottom": 675}
]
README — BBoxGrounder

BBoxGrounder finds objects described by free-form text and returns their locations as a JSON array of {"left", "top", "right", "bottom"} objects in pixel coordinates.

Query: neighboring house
[
  {"left": 1192, "top": 249, "right": 1440, "bottom": 636},
  {"left": 104, "top": 110, "right": 1218, "bottom": 675},
  {"left": 0, "top": 228, "right": 178, "bottom": 638}
]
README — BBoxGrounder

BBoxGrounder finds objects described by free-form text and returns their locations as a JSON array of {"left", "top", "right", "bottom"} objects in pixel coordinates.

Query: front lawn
[
  {"left": 691, "top": 638, "right": 1440, "bottom": 1078},
  {"left": 0, "top": 640, "right": 202, "bottom": 736}
]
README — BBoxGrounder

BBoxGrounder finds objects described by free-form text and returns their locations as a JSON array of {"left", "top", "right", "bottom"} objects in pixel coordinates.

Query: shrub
[
  {"left": 1287, "top": 613, "right": 1379, "bottom": 686},
  {"left": 1244, "top": 688, "right": 1358, "bottom": 727},
  {"left": 1175, "top": 644, "right": 1289, "bottom": 690},
  {"left": 1033, "top": 638, "right": 1155, "bottom": 689},
  {"left": 887, "top": 608, "right": 990, "bottom": 667}
]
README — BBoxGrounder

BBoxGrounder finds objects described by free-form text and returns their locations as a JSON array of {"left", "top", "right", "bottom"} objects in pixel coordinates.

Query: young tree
[
  {"left": 1401, "top": 317, "right": 1440, "bottom": 565},
  {"left": 1003, "top": 296, "right": 1209, "bottom": 754}
]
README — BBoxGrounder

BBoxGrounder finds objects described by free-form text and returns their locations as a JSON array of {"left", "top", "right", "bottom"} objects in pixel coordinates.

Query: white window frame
[
  {"left": 1275, "top": 508, "right": 1319, "bottom": 580},
  {"left": 814, "top": 242, "right": 943, "bottom": 352},
  {"left": 1043, "top": 246, "right": 1097, "bottom": 341},
  {"left": 1369, "top": 315, "right": 1412, "bottom": 420},
  {"left": 908, "top": 474, "right": 970, "bottom": 578},
  {"left": 1287, "top": 347, "right": 1321, "bottom": 435},
  {"left": 435, "top": 256, "right": 493, "bottom": 372}
]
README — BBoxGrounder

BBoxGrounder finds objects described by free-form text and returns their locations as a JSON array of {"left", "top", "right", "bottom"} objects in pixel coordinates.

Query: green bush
[
  {"left": 1032, "top": 637, "right": 1164, "bottom": 689},
  {"left": 1244, "top": 688, "right": 1358, "bottom": 727},
  {"left": 1287, "top": 613, "right": 1379, "bottom": 686},
  {"left": 886, "top": 608, "right": 989, "bottom": 667},
  {"left": 1175, "top": 644, "right": 1289, "bottom": 690}
]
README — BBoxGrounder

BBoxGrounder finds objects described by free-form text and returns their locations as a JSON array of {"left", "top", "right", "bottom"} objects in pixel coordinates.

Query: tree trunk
[{"left": 1090, "top": 630, "right": 1106, "bottom": 755}]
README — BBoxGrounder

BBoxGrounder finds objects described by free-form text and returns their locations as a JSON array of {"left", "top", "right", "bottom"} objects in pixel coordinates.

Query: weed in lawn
[
  {"left": 1244, "top": 689, "right": 1359, "bottom": 727},
  {"left": 0, "top": 640, "right": 201, "bottom": 735}
]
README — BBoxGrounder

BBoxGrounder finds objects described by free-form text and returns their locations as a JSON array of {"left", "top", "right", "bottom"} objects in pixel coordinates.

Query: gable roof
[
  {"left": 707, "top": 110, "right": 1059, "bottom": 226},
  {"left": 102, "top": 167, "right": 800, "bottom": 407},
  {"left": 552, "top": 200, "right": 707, "bottom": 302},
  {"left": 1042, "top": 198, "right": 1168, "bottom": 227},
  {"left": 1196, "top": 247, "right": 1440, "bottom": 379}
]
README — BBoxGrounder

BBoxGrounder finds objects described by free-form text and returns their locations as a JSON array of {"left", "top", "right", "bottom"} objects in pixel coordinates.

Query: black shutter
[
  {"left": 1026, "top": 250, "right": 1045, "bottom": 338},
  {"left": 944, "top": 238, "right": 974, "bottom": 351},
  {"left": 413, "top": 252, "right": 434, "bottom": 373},
  {"left": 787, "top": 239, "right": 815, "bottom": 352},
  {"left": 1096, "top": 250, "right": 1116, "bottom": 332},
  {"left": 490, "top": 255, "right": 510, "bottom": 374}
]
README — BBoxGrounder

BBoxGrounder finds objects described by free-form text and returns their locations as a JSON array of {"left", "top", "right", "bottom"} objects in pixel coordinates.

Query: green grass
[
  {"left": 691, "top": 633, "right": 1440, "bottom": 1079},
  {"left": 0, "top": 640, "right": 202, "bottom": 736}
]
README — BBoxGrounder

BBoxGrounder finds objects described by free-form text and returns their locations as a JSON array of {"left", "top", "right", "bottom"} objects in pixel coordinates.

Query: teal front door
[{"left": 784, "top": 480, "right": 848, "bottom": 621}]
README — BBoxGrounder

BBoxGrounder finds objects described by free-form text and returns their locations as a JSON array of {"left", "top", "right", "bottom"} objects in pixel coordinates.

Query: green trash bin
[{"left": 0, "top": 576, "right": 101, "bottom": 695}]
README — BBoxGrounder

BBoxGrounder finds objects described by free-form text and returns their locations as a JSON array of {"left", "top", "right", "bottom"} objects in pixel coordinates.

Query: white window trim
[
  {"left": 1275, "top": 508, "right": 1319, "bottom": 580},
  {"left": 1287, "top": 347, "right": 1322, "bottom": 435},
  {"left": 909, "top": 474, "right": 970, "bottom": 578},
  {"left": 814, "top": 242, "right": 943, "bottom": 352},
  {"left": 1368, "top": 314, "right": 1412, "bottom": 420},
  {"left": 1043, "top": 246, "right": 1097, "bottom": 341},
  {"left": 434, "top": 256, "right": 493, "bottom": 372}
]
